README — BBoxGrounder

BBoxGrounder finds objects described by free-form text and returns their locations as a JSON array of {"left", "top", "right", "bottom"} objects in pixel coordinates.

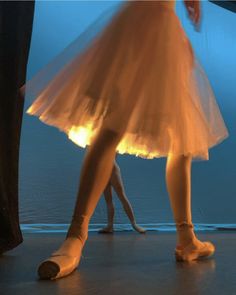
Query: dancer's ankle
[
  {"left": 131, "top": 221, "right": 136, "bottom": 226},
  {"left": 176, "top": 222, "right": 196, "bottom": 248},
  {"left": 66, "top": 215, "right": 90, "bottom": 245},
  {"left": 106, "top": 225, "right": 113, "bottom": 232}
]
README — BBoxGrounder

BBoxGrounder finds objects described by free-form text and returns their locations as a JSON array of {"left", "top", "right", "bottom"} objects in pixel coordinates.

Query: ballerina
[
  {"left": 24, "top": 0, "right": 228, "bottom": 279},
  {"left": 99, "top": 159, "right": 146, "bottom": 234}
]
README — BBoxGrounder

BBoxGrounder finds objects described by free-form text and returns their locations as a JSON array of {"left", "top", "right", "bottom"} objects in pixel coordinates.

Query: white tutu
[{"left": 25, "top": 1, "right": 228, "bottom": 160}]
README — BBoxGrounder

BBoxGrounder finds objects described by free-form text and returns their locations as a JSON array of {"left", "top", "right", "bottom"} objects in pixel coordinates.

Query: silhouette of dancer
[{"left": 99, "top": 160, "right": 146, "bottom": 234}]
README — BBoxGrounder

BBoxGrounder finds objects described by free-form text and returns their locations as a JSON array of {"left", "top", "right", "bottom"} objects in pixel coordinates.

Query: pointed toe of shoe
[{"left": 38, "top": 260, "right": 60, "bottom": 280}]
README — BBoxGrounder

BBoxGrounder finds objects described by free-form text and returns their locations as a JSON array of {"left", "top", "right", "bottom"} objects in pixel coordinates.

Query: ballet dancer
[
  {"left": 99, "top": 160, "right": 146, "bottom": 234},
  {"left": 24, "top": 0, "right": 228, "bottom": 279}
]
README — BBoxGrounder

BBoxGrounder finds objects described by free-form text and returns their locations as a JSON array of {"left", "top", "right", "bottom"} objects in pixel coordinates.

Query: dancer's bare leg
[
  {"left": 110, "top": 161, "right": 146, "bottom": 234},
  {"left": 166, "top": 154, "right": 215, "bottom": 261},
  {"left": 38, "top": 128, "right": 123, "bottom": 279},
  {"left": 98, "top": 183, "right": 115, "bottom": 233}
]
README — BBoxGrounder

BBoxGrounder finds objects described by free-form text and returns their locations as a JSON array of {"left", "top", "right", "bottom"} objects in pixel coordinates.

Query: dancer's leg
[
  {"left": 166, "top": 154, "right": 215, "bottom": 261},
  {"left": 38, "top": 128, "right": 123, "bottom": 279},
  {"left": 111, "top": 161, "right": 146, "bottom": 233},
  {"left": 67, "top": 129, "right": 123, "bottom": 237},
  {"left": 98, "top": 183, "right": 115, "bottom": 233},
  {"left": 166, "top": 155, "right": 192, "bottom": 230}
]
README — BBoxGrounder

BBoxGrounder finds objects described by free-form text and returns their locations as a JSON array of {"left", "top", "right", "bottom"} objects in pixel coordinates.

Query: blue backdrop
[{"left": 20, "top": 1, "right": 236, "bottom": 232}]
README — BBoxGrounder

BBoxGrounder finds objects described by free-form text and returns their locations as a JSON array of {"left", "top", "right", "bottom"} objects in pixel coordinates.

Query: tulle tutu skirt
[{"left": 25, "top": 1, "right": 228, "bottom": 160}]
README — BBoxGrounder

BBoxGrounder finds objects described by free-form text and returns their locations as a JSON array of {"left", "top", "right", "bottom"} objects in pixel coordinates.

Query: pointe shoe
[
  {"left": 98, "top": 226, "right": 114, "bottom": 234},
  {"left": 132, "top": 223, "right": 147, "bottom": 234},
  {"left": 175, "top": 240, "right": 215, "bottom": 262},
  {"left": 175, "top": 222, "right": 215, "bottom": 262},
  {"left": 98, "top": 228, "right": 114, "bottom": 234},
  {"left": 38, "top": 251, "right": 82, "bottom": 280}
]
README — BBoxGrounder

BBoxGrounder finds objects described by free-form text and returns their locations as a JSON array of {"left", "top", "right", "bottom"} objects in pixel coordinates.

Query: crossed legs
[
  {"left": 99, "top": 160, "right": 146, "bottom": 233},
  {"left": 38, "top": 133, "right": 214, "bottom": 279}
]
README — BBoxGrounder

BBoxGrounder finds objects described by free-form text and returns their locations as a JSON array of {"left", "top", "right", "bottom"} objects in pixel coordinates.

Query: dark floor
[{"left": 0, "top": 231, "right": 236, "bottom": 295}]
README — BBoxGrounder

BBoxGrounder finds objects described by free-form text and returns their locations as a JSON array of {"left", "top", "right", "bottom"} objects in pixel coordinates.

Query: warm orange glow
[
  {"left": 68, "top": 124, "right": 94, "bottom": 148},
  {"left": 117, "top": 140, "right": 159, "bottom": 159},
  {"left": 27, "top": 104, "right": 160, "bottom": 159},
  {"left": 68, "top": 125, "right": 160, "bottom": 159},
  {"left": 26, "top": 106, "right": 34, "bottom": 114}
]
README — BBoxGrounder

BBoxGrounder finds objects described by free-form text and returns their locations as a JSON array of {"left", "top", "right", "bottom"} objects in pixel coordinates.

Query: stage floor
[{"left": 1, "top": 231, "right": 236, "bottom": 295}]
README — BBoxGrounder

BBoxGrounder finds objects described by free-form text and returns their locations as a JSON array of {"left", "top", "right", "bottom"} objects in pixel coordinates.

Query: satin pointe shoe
[
  {"left": 175, "top": 222, "right": 215, "bottom": 262},
  {"left": 175, "top": 240, "right": 215, "bottom": 262},
  {"left": 38, "top": 242, "right": 83, "bottom": 280}
]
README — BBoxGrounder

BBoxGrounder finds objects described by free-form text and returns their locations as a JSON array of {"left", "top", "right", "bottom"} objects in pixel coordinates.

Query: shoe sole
[{"left": 175, "top": 248, "right": 215, "bottom": 262}]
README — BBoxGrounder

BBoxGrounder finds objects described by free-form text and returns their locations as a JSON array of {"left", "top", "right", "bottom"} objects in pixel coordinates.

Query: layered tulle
[{"left": 25, "top": 1, "right": 228, "bottom": 160}]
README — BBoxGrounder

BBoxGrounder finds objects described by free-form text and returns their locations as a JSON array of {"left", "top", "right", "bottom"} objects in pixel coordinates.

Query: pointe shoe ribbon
[
  {"left": 38, "top": 251, "right": 82, "bottom": 280},
  {"left": 175, "top": 240, "right": 215, "bottom": 262}
]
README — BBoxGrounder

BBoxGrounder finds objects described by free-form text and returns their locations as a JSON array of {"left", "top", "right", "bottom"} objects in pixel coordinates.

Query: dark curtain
[
  {"left": 0, "top": 1, "right": 35, "bottom": 253},
  {"left": 209, "top": 1, "right": 236, "bottom": 13}
]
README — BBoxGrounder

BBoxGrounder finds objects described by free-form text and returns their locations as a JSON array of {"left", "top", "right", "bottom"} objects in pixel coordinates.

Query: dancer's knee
[
  {"left": 167, "top": 154, "right": 192, "bottom": 163},
  {"left": 99, "top": 128, "right": 124, "bottom": 145}
]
